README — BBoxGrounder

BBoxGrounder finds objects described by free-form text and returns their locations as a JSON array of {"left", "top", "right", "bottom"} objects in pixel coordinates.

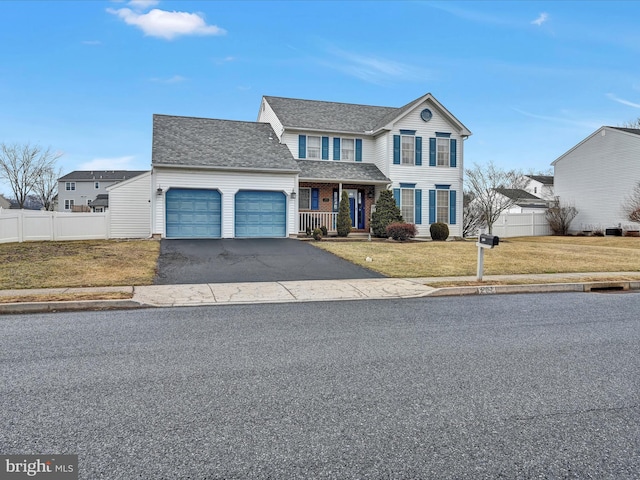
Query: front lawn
[
  {"left": 313, "top": 236, "right": 640, "bottom": 278},
  {"left": 0, "top": 239, "right": 160, "bottom": 290}
]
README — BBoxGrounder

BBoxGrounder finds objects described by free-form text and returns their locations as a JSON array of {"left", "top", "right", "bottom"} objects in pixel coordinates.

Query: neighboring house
[
  {"left": 58, "top": 170, "right": 148, "bottom": 212},
  {"left": 89, "top": 194, "right": 109, "bottom": 213},
  {"left": 495, "top": 188, "right": 549, "bottom": 213},
  {"left": 552, "top": 126, "right": 640, "bottom": 231},
  {"left": 0, "top": 194, "right": 11, "bottom": 209},
  {"left": 151, "top": 93, "right": 471, "bottom": 239},
  {"left": 523, "top": 175, "right": 554, "bottom": 200}
]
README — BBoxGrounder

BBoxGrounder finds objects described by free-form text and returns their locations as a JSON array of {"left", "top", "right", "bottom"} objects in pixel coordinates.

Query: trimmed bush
[
  {"left": 336, "top": 190, "right": 352, "bottom": 237},
  {"left": 305, "top": 226, "right": 312, "bottom": 237},
  {"left": 312, "top": 228, "right": 323, "bottom": 241},
  {"left": 320, "top": 225, "right": 328, "bottom": 236},
  {"left": 386, "top": 222, "right": 417, "bottom": 241},
  {"left": 371, "top": 189, "right": 403, "bottom": 237},
  {"left": 430, "top": 222, "right": 449, "bottom": 241}
]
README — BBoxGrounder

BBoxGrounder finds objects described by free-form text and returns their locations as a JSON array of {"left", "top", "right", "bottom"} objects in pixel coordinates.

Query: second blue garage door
[{"left": 235, "top": 190, "right": 287, "bottom": 238}]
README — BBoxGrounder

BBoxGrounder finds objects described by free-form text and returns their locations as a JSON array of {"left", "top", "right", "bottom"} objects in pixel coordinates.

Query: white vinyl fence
[
  {"left": 0, "top": 208, "right": 109, "bottom": 243},
  {"left": 491, "top": 211, "right": 551, "bottom": 238}
]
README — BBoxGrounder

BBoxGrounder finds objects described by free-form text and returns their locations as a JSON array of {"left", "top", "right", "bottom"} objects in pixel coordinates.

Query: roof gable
[
  {"left": 152, "top": 115, "right": 299, "bottom": 172},
  {"left": 552, "top": 126, "right": 640, "bottom": 165}
]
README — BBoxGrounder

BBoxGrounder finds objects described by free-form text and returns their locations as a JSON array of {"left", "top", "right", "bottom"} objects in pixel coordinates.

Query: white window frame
[
  {"left": 95, "top": 182, "right": 100, "bottom": 189},
  {"left": 341, "top": 138, "right": 355, "bottom": 161},
  {"left": 436, "top": 190, "right": 449, "bottom": 223},
  {"left": 65, "top": 182, "right": 76, "bottom": 191},
  {"left": 64, "top": 199, "right": 75, "bottom": 210},
  {"left": 400, "top": 188, "right": 415, "bottom": 224},
  {"left": 307, "top": 136, "right": 321, "bottom": 159},
  {"left": 401, "top": 135, "right": 414, "bottom": 165},
  {"left": 437, "top": 138, "right": 449, "bottom": 167},
  {"left": 298, "top": 187, "right": 311, "bottom": 210}
]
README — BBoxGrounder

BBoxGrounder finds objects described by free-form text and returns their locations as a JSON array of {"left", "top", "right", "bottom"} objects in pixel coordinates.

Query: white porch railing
[{"left": 299, "top": 212, "right": 337, "bottom": 232}]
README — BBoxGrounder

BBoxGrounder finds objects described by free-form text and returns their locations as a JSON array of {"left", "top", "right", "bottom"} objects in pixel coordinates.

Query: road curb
[
  {"left": 0, "top": 299, "right": 145, "bottom": 315},
  {"left": 428, "top": 281, "right": 640, "bottom": 297}
]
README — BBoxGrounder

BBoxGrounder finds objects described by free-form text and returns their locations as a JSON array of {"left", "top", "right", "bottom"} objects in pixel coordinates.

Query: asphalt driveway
[{"left": 154, "top": 238, "right": 384, "bottom": 284}]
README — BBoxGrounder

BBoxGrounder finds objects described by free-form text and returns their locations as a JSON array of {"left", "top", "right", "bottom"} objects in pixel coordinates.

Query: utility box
[{"left": 477, "top": 234, "right": 499, "bottom": 249}]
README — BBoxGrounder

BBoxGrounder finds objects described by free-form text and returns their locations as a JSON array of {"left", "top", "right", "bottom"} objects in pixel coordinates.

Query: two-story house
[
  {"left": 58, "top": 170, "right": 148, "bottom": 212},
  {"left": 150, "top": 93, "right": 471, "bottom": 238}
]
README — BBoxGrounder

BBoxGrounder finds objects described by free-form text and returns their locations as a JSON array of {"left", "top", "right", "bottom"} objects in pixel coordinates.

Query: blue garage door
[
  {"left": 235, "top": 191, "right": 286, "bottom": 238},
  {"left": 166, "top": 188, "right": 221, "bottom": 238}
]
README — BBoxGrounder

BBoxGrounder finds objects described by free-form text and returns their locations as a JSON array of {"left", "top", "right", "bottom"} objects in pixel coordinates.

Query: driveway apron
[{"left": 154, "top": 238, "right": 384, "bottom": 285}]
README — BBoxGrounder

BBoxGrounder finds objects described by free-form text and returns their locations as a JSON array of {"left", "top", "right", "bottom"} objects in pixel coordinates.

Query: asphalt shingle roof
[
  {"left": 90, "top": 194, "right": 109, "bottom": 208},
  {"left": 611, "top": 127, "right": 640, "bottom": 136},
  {"left": 59, "top": 171, "right": 147, "bottom": 181},
  {"left": 496, "top": 188, "right": 542, "bottom": 201},
  {"left": 526, "top": 175, "right": 554, "bottom": 185},
  {"left": 296, "top": 160, "right": 390, "bottom": 183},
  {"left": 264, "top": 96, "right": 399, "bottom": 133},
  {"left": 152, "top": 115, "right": 299, "bottom": 171}
]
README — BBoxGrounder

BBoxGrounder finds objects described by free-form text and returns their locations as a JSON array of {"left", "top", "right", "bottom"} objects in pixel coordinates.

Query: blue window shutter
[
  {"left": 393, "top": 135, "right": 400, "bottom": 164},
  {"left": 449, "top": 190, "right": 457, "bottom": 225},
  {"left": 355, "top": 139, "right": 362, "bottom": 162},
  {"left": 321, "top": 137, "right": 329, "bottom": 160},
  {"left": 298, "top": 135, "right": 306, "bottom": 159},
  {"left": 311, "top": 188, "right": 319, "bottom": 210},
  {"left": 429, "top": 189, "right": 436, "bottom": 224},
  {"left": 415, "top": 189, "right": 422, "bottom": 224},
  {"left": 393, "top": 188, "right": 400, "bottom": 207},
  {"left": 415, "top": 136, "right": 422, "bottom": 166},
  {"left": 333, "top": 138, "right": 340, "bottom": 161},
  {"left": 450, "top": 139, "right": 457, "bottom": 167},
  {"left": 429, "top": 138, "right": 436, "bottom": 166}
]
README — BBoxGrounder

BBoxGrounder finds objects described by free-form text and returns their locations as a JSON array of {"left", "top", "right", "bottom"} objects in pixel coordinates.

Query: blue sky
[{"left": 1, "top": 0, "right": 640, "bottom": 195}]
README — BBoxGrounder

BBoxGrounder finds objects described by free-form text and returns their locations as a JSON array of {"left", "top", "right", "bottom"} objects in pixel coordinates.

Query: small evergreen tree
[
  {"left": 371, "top": 189, "right": 403, "bottom": 237},
  {"left": 336, "top": 190, "right": 352, "bottom": 237}
]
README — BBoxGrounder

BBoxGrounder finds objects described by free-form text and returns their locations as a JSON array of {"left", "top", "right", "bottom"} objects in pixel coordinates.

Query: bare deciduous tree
[
  {"left": 464, "top": 161, "right": 529, "bottom": 234},
  {"left": 0, "top": 143, "right": 62, "bottom": 209},
  {"left": 34, "top": 165, "right": 62, "bottom": 211},
  {"left": 546, "top": 197, "right": 578, "bottom": 235},
  {"left": 621, "top": 118, "right": 640, "bottom": 129},
  {"left": 622, "top": 181, "right": 640, "bottom": 224},
  {"left": 462, "top": 192, "right": 483, "bottom": 238}
]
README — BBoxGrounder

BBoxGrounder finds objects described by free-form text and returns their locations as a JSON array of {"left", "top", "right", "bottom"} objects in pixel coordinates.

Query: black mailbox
[{"left": 478, "top": 234, "right": 499, "bottom": 248}]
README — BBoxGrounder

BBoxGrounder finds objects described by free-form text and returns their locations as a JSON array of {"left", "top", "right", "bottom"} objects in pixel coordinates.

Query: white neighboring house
[
  {"left": 552, "top": 126, "right": 640, "bottom": 231},
  {"left": 0, "top": 194, "right": 11, "bottom": 210},
  {"left": 523, "top": 175, "right": 554, "bottom": 201},
  {"left": 57, "top": 170, "right": 148, "bottom": 212},
  {"left": 150, "top": 93, "right": 471, "bottom": 239}
]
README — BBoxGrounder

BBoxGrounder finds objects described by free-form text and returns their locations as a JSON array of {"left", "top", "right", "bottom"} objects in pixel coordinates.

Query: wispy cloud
[
  {"left": 150, "top": 75, "right": 186, "bottom": 84},
  {"left": 606, "top": 93, "right": 640, "bottom": 108},
  {"left": 320, "top": 48, "right": 432, "bottom": 85},
  {"left": 531, "top": 13, "right": 549, "bottom": 27},
  {"left": 425, "top": 2, "right": 511, "bottom": 26},
  {"left": 107, "top": 4, "right": 226, "bottom": 40},
  {"left": 128, "top": 0, "right": 159, "bottom": 10},
  {"left": 513, "top": 107, "right": 600, "bottom": 129},
  {"left": 79, "top": 156, "right": 137, "bottom": 170}
]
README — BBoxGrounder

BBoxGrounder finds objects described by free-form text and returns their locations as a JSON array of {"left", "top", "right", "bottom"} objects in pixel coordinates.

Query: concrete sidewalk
[{"left": 1, "top": 273, "right": 640, "bottom": 314}]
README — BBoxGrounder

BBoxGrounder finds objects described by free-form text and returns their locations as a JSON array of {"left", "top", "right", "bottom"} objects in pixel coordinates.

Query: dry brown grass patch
[{"left": 0, "top": 291, "right": 133, "bottom": 304}]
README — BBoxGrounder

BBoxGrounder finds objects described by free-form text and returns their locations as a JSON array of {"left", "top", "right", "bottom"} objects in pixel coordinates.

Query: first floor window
[
  {"left": 64, "top": 199, "right": 74, "bottom": 210},
  {"left": 307, "top": 136, "right": 321, "bottom": 159},
  {"left": 401, "top": 136, "right": 414, "bottom": 165},
  {"left": 401, "top": 189, "right": 415, "bottom": 223},
  {"left": 65, "top": 182, "right": 76, "bottom": 191},
  {"left": 436, "top": 190, "right": 449, "bottom": 223},
  {"left": 298, "top": 188, "right": 311, "bottom": 210},
  {"left": 437, "top": 138, "right": 449, "bottom": 166},
  {"left": 341, "top": 138, "right": 355, "bottom": 161}
]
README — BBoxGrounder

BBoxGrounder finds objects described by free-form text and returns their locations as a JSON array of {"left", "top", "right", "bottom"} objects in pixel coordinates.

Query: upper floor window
[
  {"left": 437, "top": 138, "right": 450, "bottom": 167},
  {"left": 95, "top": 182, "right": 100, "bottom": 189},
  {"left": 65, "top": 182, "right": 76, "bottom": 191},
  {"left": 307, "top": 136, "right": 321, "bottom": 159},
  {"left": 401, "top": 136, "right": 415, "bottom": 165},
  {"left": 342, "top": 139, "right": 355, "bottom": 161}
]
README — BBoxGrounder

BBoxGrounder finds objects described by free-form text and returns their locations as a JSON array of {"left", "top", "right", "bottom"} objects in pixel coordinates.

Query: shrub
[
  {"left": 546, "top": 199, "right": 578, "bottom": 236},
  {"left": 371, "top": 189, "right": 403, "bottom": 237},
  {"left": 320, "top": 225, "right": 328, "bottom": 236},
  {"left": 312, "top": 228, "right": 323, "bottom": 241},
  {"left": 593, "top": 229, "right": 604, "bottom": 237},
  {"left": 305, "top": 226, "right": 312, "bottom": 237},
  {"left": 430, "top": 222, "right": 449, "bottom": 241},
  {"left": 336, "top": 190, "right": 352, "bottom": 237},
  {"left": 386, "top": 222, "right": 417, "bottom": 241}
]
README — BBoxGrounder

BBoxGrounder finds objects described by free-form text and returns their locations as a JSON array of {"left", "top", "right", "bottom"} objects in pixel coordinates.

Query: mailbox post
[{"left": 476, "top": 232, "right": 499, "bottom": 281}]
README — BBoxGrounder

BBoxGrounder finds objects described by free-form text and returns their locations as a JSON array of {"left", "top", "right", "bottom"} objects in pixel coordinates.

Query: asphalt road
[
  {"left": 154, "top": 238, "right": 384, "bottom": 284},
  {"left": 1, "top": 293, "right": 639, "bottom": 479}
]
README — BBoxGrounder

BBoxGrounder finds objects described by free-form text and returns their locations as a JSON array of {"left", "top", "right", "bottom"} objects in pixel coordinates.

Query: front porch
[{"left": 298, "top": 182, "right": 376, "bottom": 234}]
